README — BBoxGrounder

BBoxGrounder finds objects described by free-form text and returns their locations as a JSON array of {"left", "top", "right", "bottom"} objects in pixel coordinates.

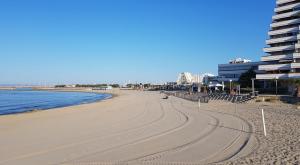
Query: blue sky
[{"left": 0, "top": 0, "right": 275, "bottom": 85}]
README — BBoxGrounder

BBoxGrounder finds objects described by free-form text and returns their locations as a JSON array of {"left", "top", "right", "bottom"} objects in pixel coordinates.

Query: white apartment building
[
  {"left": 257, "top": 0, "right": 300, "bottom": 80},
  {"left": 177, "top": 72, "right": 202, "bottom": 85},
  {"left": 177, "top": 72, "right": 218, "bottom": 85}
]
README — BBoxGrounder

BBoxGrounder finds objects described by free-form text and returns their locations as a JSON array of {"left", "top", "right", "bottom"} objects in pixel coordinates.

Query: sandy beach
[
  {"left": 216, "top": 101, "right": 300, "bottom": 165},
  {"left": 0, "top": 90, "right": 299, "bottom": 165}
]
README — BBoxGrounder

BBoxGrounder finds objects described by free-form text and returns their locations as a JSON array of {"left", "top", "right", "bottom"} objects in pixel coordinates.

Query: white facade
[
  {"left": 65, "top": 84, "right": 76, "bottom": 88},
  {"left": 229, "top": 58, "right": 252, "bottom": 64},
  {"left": 176, "top": 72, "right": 218, "bottom": 85},
  {"left": 257, "top": 0, "right": 300, "bottom": 79},
  {"left": 202, "top": 73, "right": 217, "bottom": 85},
  {"left": 177, "top": 72, "right": 202, "bottom": 85}
]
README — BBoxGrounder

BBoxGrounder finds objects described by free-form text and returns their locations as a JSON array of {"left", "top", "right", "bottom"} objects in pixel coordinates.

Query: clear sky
[{"left": 0, "top": 0, "right": 275, "bottom": 85}]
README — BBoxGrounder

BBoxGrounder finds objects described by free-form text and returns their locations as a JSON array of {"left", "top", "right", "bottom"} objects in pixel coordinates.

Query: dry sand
[
  {"left": 208, "top": 101, "right": 300, "bottom": 165},
  {"left": 0, "top": 90, "right": 298, "bottom": 165}
]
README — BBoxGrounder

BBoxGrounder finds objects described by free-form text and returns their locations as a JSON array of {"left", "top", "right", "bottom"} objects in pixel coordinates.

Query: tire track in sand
[
  {"left": 194, "top": 102, "right": 259, "bottom": 163},
  {"left": 137, "top": 97, "right": 256, "bottom": 165},
  {"left": 0, "top": 95, "right": 166, "bottom": 165},
  {"left": 127, "top": 97, "right": 220, "bottom": 164},
  {"left": 63, "top": 96, "right": 190, "bottom": 164}
]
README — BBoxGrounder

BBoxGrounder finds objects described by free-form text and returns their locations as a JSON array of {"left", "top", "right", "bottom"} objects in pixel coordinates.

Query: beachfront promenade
[{"left": 0, "top": 90, "right": 299, "bottom": 164}]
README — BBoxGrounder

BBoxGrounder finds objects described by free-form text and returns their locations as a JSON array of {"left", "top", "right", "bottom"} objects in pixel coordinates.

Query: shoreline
[
  {"left": 32, "top": 87, "right": 120, "bottom": 99},
  {"left": 0, "top": 91, "right": 298, "bottom": 164},
  {"left": 0, "top": 88, "right": 118, "bottom": 117},
  {"left": 0, "top": 91, "right": 256, "bottom": 164}
]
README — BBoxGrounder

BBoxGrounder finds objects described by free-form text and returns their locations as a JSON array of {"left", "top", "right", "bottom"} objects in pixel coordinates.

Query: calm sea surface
[{"left": 0, "top": 89, "right": 111, "bottom": 115}]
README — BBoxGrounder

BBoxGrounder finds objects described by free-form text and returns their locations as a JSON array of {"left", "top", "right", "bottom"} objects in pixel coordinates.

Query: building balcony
[
  {"left": 293, "top": 53, "right": 300, "bottom": 58},
  {"left": 268, "top": 26, "right": 299, "bottom": 36},
  {"left": 261, "top": 54, "right": 293, "bottom": 61},
  {"left": 275, "top": 2, "right": 300, "bottom": 13},
  {"left": 256, "top": 73, "right": 288, "bottom": 80},
  {"left": 218, "top": 70, "right": 249, "bottom": 75},
  {"left": 263, "top": 45, "right": 295, "bottom": 53},
  {"left": 272, "top": 10, "right": 300, "bottom": 20},
  {"left": 271, "top": 18, "right": 300, "bottom": 28},
  {"left": 259, "top": 64, "right": 291, "bottom": 71},
  {"left": 217, "top": 77, "right": 239, "bottom": 82},
  {"left": 266, "top": 36, "right": 297, "bottom": 44},
  {"left": 256, "top": 73, "right": 300, "bottom": 80},
  {"left": 289, "top": 73, "right": 300, "bottom": 78},
  {"left": 277, "top": 0, "right": 298, "bottom": 5},
  {"left": 261, "top": 53, "right": 300, "bottom": 62},
  {"left": 291, "top": 62, "right": 300, "bottom": 68}
]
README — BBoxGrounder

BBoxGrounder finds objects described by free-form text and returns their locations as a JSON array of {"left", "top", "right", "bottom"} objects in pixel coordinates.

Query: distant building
[
  {"left": 66, "top": 84, "right": 76, "bottom": 88},
  {"left": 92, "top": 86, "right": 113, "bottom": 90},
  {"left": 202, "top": 73, "right": 217, "bottom": 85},
  {"left": 229, "top": 58, "right": 252, "bottom": 64},
  {"left": 257, "top": 0, "right": 300, "bottom": 80},
  {"left": 166, "top": 82, "right": 177, "bottom": 86},
  {"left": 218, "top": 58, "right": 264, "bottom": 82},
  {"left": 177, "top": 72, "right": 202, "bottom": 85}
]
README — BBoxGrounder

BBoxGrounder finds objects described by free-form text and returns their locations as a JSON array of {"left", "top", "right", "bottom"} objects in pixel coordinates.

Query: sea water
[{"left": 0, "top": 89, "right": 111, "bottom": 115}]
